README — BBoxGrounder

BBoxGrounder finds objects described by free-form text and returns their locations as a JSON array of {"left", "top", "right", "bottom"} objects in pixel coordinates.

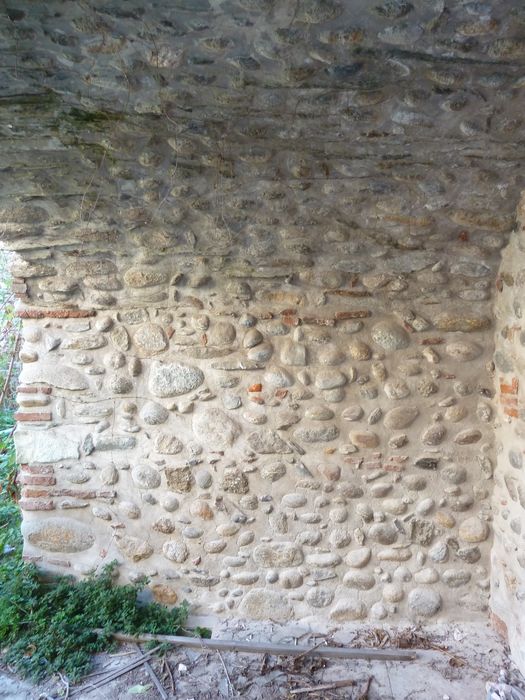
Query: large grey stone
[
  {"left": 116, "top": 535, "right": 153, "bottom": 562},
  {"left": 23, "top": 517, "right": 94, "bottom": 553},
  {"left": 371, "top": 321, "right": 410, "bottom": 350},
  {"left": 61, "top": 333, "right": 107, "bottom": 351},
  {"left": 162, "top": 539, "right": 189, "bottom": 563},
  {"left": 153, "top": 432, "right": 183, "bottom": 454},
  {"left": 294, "top": 424, "right": 339, "bottom": 442},
  {"left": 149, "top": 361, "right": 204, "bottom": 397},
  {"left": 253, "top": 542, "right": 303, "bottom": 568},
  {"left": 133, "top": 323, "right": 168, "bottom": 357},
  {"left": 140, "top": 401, "right": 169, "bottom": 425},
  {"left": 408, "top": 588, "right": 442, "bottom": 616},
  {"left": 132, "top": 464, "right": 162, "bottom": 489},
  {"left": 20, "top": 362, "right": 89, "bottom": 390},
  {"left": 193, "top": 408, "right": 239, "bottom": 450},
  {"left": 239, "top": 589, "right": 292, "bottom": 621},
  {"left": 94, "top": 435, "right": 136, "bottom": 451},
  {"left": 329, "top": 599, "right": 367, "bottom": 621},
  {"left": 384, "top": 406, "right": 419, "bottom": 429},
  {"left": 247, "top": 430, "right": 292, "bottom": 454}
]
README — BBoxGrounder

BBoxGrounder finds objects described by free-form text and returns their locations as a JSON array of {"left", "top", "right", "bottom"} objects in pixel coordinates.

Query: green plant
[
  {"left": 0, "top": 561, "right": 190, "bottom": 682},
  {"left": 0, "top": 251, "right": 209, "bottom": 683},
  {"left": 0, "top": 410, "right": 21, "bottom": 556}
]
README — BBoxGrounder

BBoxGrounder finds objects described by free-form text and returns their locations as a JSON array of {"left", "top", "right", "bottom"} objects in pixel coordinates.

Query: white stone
[
  {"left": 15, "top": 428, "right": 80, "bottom": 463},
  {"left": 193, "top": 408, "right": 239, "bottom": 450}
]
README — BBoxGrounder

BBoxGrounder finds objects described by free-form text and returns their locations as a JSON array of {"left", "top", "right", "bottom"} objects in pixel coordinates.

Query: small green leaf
[{"left": 128, "top": 684, "right": 153, "bottom": 694}]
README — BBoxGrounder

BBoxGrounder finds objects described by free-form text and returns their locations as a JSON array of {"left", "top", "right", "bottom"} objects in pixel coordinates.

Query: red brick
[
  {"left": 275, "top": 388, "right": 288, "bottom": 399},
  {"left": 20, "top": 498, "right": 54, "bottom": 510},
  {"left": 16, "top": 308, "right": 96, "bottom": 319},
  {"left": 19, "top": 474, "right": 56, "bottom": 486},
  {"left": 383, "top": 463, "right": 406, "bottom": 472},
  {"left": 166, "top": 326, "right": 175, "bottom": 339},
  {"left": 490, "top": 611, "right": 508, "bottom": 642},
  {"left": 504, "top": 407, "right": 519, "bottom": 418},
  {"left": 420, "top": 337, "right": 444, "bottom": 345},
  {"left": 18, "top": 385, "right": 52, "bottom": 394},
  {"left": 325, "top": 289, "right": 371, "bottom": 297},
  {"left": 282, "top": 315, "right": 301, "bottom": 327},
  {"left": 248, "top": 383, "right": 262, "bottom": 393},
  {"left": 334, "top": 310, "right": 370, "bottom": 321},
  {"left": 249, "top": 396, "right": 265, "bottom": 405},
  {"left": 21, "top": 487, "right": 50, "bottom": 498},
  {"left": 15, "top": 411, "right": 52, "bottom": 422},
  {"left": 21, "top": 464, "right": 55, "bottom": 475},
  {"left": 500, "top": 396, "right": 518, "bottom": 407}
]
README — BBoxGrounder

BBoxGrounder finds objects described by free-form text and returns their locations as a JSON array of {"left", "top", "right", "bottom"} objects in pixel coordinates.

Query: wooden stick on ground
[
  {"left": 217, "top": 650, "right": 235, "bottom": 697},
  {"left": 100, "top": 631, "right": 417, "bottom": 662},
  {"left": 293, "top": 640, "right": 327, "bottom": 662},
  {"left": 134, "top": 643, "right": 168, "bottom": 700},
  {"left": 162, "top": 656, "right": 175, "bottom": 696},
  {"left": 69, "top": 646, "right": 162, "bottom": 697},
  {"left": 290, "top": 678, "right": 356, "bottom": 695},
  {"left": 357, "top": 676, "right": 374, "bottom": 700}
]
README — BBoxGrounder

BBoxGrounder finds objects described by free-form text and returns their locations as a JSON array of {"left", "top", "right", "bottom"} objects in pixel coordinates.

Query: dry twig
[
  {"left": 290, "top": 678, "right": 356, "bottom": 695},
  {"left": 134, "top": 643, "right": 168, "bottom": 700},
  {"left": 217, "top": 650, "right": 235, "bottom": 697}
]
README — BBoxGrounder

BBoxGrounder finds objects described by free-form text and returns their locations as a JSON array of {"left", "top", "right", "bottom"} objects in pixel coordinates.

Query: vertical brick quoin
[{"left": 500, "top": 377, "right": 520, "bottom": 419}]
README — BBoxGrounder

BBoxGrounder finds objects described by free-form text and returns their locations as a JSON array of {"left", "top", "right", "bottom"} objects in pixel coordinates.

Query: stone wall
[
  {"left": 491, "top": 195, "right": 525, "bottom": 671},
  {"left": 13, "top": 258, "right": 496, "bottom": 622},
  {"left": 2, "top": 0, "right": 525, "bottom": 662}
]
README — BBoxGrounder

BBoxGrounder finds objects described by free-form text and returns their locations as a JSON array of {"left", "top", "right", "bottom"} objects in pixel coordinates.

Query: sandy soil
[{"left": 1, "top": 619, "right": 524, "bottom": 699}]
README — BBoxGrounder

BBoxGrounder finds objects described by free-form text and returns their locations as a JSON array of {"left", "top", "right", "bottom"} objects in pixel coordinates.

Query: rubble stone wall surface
[
  {"left": 491, "top": 197, "right": 525, "bottom": 672},
  {"left": 1, "top": 0, "right": 525, "bottom": 664}
]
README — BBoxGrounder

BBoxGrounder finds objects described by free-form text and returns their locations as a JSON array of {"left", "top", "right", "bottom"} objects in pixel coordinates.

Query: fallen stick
[
  {"left": 98, "top": 631, "right": 417, "bottom": 662},
  {"left": 357, "top": 676, "right": 374, "bottom": 700},
  {"left": 290, "top": 678, "right": 356, "bottom": 695},
  {"left": 217, "top": 650, "right": 235, "bottom": 697},
  {"left": 69, "top": 646, "right": 161, "bottom": 696},
  {"left": 293, "top": 639, "right": 327, "bottom": 661},
  {"left": 162, "top": 656, "right": 175, "bottom": 695},
  {"left": 134, "top": 643, "right": 168, "bottom": 700}
]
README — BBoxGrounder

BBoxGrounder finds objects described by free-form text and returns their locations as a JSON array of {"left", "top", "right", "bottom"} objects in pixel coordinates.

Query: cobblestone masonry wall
[
  {"left": 492, "top": 196, "right": 525, "bottom": 671},
  {"left": 1, "top": 0, "right": 525, "bottom": 664}
]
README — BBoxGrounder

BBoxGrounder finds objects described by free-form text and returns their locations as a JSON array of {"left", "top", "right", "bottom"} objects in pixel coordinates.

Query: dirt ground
[{"left": 1, "top": 619, "right": 523, "bottom": 699}]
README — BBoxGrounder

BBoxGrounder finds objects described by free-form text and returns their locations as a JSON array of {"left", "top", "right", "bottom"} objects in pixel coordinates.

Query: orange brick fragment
[{"left": 500, "top": 377, "right": 519, "bottom": 395}]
